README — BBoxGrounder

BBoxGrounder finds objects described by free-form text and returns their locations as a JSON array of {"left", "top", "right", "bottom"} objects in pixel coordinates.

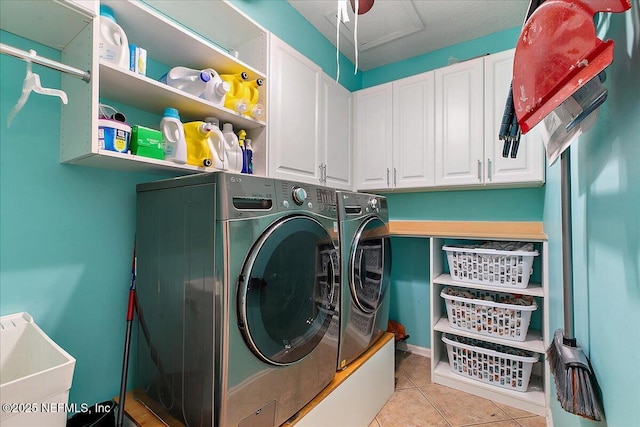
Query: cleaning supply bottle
[
  {"left": 160, "top": 108, "right": 187, "bottom": 164},
  {"left": 240, "top": 78, "right": 265, "bottom": 119},
  {"left": 222, "top": 123, "right": 242, "bottom": 173},
  {"left": 159, "top": 67, "right": 212, "bottom": 98},
  {"left": 183, "top": 121, "right": 213, "bottom": 167},
  {"left": 245, "top": 138, "right": 253, "bottom": 174},
  {"left": 99, "top": 6, "right": 130, "bottom": 69},
  {"left": 204, "top": 117, "right": 227, "bottom": 170},
  {"left": 201, "top": 69, "right": 231, "bottom": 108},
  {"left": 220, "top": 72, "right": 249, "bottom": 113},
  {"left": 237, "top": 129, "right": 247, "bottom": 173}
]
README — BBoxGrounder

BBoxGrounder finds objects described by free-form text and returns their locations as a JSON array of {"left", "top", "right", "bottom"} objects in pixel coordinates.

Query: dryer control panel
[{"left": 276, "top": 180, "right": 337, "bottom": 217}]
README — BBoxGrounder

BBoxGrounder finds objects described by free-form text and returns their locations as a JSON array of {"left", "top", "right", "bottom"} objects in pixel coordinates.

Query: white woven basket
[
  {"left": 441, "top": 288, "right": 537, "bottom": 342},
  {"left": 443, "top": 244, "right": 538, "bottom": 289},
  {"left": 442, "top": 334, "right": 538, "bottom": 392}
]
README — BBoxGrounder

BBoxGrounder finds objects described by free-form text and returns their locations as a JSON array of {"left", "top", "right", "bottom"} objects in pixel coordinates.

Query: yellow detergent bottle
[
  {"left": 240, "top": 78, "right": 265, "bottom": 119},
  {"left": 183, "top": 121, "right": 213, "bottom": 167},
  {"left": 220, "top": 72, "right": 249, "bottom": 113}
]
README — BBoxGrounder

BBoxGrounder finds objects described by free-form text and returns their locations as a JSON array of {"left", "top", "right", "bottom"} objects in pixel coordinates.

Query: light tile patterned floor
[{"left": 370, "top": 351, "right": 547, "bottom": 427}]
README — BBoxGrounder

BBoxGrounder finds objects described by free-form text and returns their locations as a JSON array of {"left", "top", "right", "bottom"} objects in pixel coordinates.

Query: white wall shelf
[
  {"left": 99, "top": 62, "right": 265, "bottom": 130},
  {"left": 430, "top": 236, "right": 550, "bottom": 418}
]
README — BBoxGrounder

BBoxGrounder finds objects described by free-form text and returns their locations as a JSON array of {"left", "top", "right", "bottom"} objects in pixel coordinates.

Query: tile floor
[{"left": 370, "top": 350, "right": 547, "bottom": 427}]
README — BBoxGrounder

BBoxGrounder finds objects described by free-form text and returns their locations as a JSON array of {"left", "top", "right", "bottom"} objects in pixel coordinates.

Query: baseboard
[
  {"left": 546, "top": 408, "right": 553, "bottom": 427},
  {"left": 395, "top": 341, "right": 431, "bottom": 358}
]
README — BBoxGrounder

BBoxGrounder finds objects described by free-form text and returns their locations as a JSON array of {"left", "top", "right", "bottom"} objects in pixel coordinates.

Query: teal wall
[
  {"left": 0, "top": 31, "right": 176, "bottom": 408},
  {"left": 229, "top": 0, "right": 361, "bottom": 91},
  {"left": 543, "top": 8, "right": 640, "bottom": 427}
]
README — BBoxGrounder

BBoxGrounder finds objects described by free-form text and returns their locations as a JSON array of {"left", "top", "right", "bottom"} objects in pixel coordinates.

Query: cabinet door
[
  {"left": 434, "top": 57, "right": 484, "bottom": 186},
  {"left": 268, "top": 35, "right": 321, "bottom": 183},
  {"left": 392, "top": 71, "right": 435, "bottom": 189},
  {"left": 321, "top": 74, "right": 353, "bottom": 190},
  {"left": 355, "top": 83, "right": 393, "bottom": 191},
  {"left": 484, "top": 49, "right": 545, "bottom": 185}
]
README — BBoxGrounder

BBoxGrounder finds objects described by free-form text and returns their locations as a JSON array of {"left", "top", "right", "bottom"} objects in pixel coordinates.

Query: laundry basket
[
  {"left": 443, "top": 242, "right": 538, "bottom": 289},
  {"left": 442, "top": 334, "right": 538, "bottom": 392},
  {"left": 441, "top": 288, "right": 537, "bottom": 342},
  {"left": 0, "top": 312, "right": 76, "bottom": 427}
]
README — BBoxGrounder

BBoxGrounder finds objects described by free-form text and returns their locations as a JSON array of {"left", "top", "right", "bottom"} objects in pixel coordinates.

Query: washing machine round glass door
[
  {"left": 238, "top": 215, "right": 338, "bottom": 366},
  {"left": 349, "top": 217, "right": 391, "bottom": 313}
]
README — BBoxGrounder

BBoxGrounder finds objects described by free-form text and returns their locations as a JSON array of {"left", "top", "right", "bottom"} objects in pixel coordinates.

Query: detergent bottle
[
  {"left": 204, "top": 116, "right": 227, "bottom": 170},
  {"left": 222, "top": 123, "right": 243, "bottom": 173},
  {"left": 160, "top": 67, "right": 212, "bottom": 98},
  {"left": 245, "top": 138, "right": 253, "bottom": 174},
  {"left": 183, "top": 121, "right": 213, "bottom": 167},
  {"left": 240, "top": 78, "right": 265, "bottom": 119},
  {"left": 237, "top": 129, "right": 248, "bottom": 173},
  {"left": 220, "top": 72, "right": 249, "bottom": 114},
  {"left": 161, "top": 108, "right": 187, "bottom": 164},
  {"left": 201, "top": 69, "right": 231, "bottom": 108},
  {"left": 99, "top": 6, "right": 130, "bottom": 69}
]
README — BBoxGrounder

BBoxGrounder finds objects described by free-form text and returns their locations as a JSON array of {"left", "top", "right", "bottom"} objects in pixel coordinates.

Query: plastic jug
[
  {"left": 220, "top": 72, "right": 249, "bottom": 113},
  {"left": 241, "top": 78, "right": 265, "bottom": 119},
  {"left": 222, "top": 123, "right": 243, "bottom": 173},
  {"left": 206, "top": 119, "right": 227, "bottom": 170},
  {"left": 161, "top": 108, "right": 187, "bottom": 164},
  {"left": 184, "top": 121, "right": 213, "bottom": 167},
  {"left": 99, "top": 6, "right": 130, "bottom": 69},
  {"left": 159, "top": 67, "right": 212, "bottom": 98},
  {"left": 201, "top": 69, "right": 231, "bottom": 108}
]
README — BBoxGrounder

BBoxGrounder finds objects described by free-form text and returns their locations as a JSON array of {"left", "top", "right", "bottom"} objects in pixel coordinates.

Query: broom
[{"left": 546, "top": 148, "right": 603, "bottom": 421}]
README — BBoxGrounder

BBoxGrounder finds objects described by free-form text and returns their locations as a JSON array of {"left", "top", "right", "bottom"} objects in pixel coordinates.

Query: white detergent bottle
[
  {"left": 222, "top": 123, "right": 243, "bottom": 173},
  {"left": 161, "top": 108, "right": 187, "bottom": 164},
  {"left": 159, "top": 67, "right": 212, "bottom": 98},
  {"left": 201, "top": 69, "right": 231, "bottom": 107},
  {"left": 204, "top": 117, "right": 227, "bottom": 170},
  {"left": 99, "top": 6, "right": 130, "bottom": 69}
]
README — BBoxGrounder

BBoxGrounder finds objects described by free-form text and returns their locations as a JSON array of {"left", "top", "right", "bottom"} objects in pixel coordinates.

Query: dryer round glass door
[
  {"left": 349, "top": 217, "right": 391, "bottom": 313},
  {"left": 238, "top": 215, "right": 338, "bottom": 366}
]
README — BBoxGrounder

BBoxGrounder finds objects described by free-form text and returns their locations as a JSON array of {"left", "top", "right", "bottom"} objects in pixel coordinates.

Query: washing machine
[
  {"left": 135, "top": 172, "right": 340, "bottom": 427},
  {"left": 336, "top": 191, "right": 391, "bottom": 370}
]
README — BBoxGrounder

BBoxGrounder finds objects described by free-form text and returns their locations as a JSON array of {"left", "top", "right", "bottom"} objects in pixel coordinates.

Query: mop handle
[{"left": 560, "top": 149, "right": 575, "bottom": 339}]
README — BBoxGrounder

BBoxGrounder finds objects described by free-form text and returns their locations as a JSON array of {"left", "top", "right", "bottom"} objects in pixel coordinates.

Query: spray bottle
[
  {"left": 237, "top": 129, "right": 248, "bottom": 173},
  {"left": 245, "top": 138, "right": 253, "bottom": 174}
]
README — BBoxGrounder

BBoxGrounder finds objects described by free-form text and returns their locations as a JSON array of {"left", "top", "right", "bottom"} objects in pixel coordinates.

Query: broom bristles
[{"left": 547, "top": 333, "right": 604, "bottom": 421}]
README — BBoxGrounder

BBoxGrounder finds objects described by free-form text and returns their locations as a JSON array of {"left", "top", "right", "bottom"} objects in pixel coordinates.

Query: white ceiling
[{"left": 288, "top": 0, "right": 530, "bottom": 71}]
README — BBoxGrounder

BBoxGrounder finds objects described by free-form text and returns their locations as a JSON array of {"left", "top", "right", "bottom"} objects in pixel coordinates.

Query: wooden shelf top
[{"left": 389, "top": 220, "right": 547, "bottom": 241}]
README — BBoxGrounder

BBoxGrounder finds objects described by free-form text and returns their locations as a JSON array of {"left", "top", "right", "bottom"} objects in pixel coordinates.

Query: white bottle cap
[
  {"left": 245, "top": 139, "right": 252, "bottom": 149},
  {"left": 204, "top": 117, "right": 220, "bottom": 127},
  {"left": 217, "top": 81, "right": 231, "bottom": 95},
  {"left": 222, "top": 123, "right": 233, "bottom": 132}
]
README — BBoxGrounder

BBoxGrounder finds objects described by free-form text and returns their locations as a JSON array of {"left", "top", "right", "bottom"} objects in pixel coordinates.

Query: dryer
[
  {"left": 135, "top": 172, "right": 340, "bottom": 427},
  {"left": 336, "top": 191, "right": 391, "bottom": 370}
]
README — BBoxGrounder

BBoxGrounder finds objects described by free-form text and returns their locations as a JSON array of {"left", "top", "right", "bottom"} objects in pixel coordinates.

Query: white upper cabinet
[
  {"left": 268, "top": 35, "right": 352, "bottom": 189},
  {"left": 355, "top": 83, "right": 393, "bottom": 191},
  {"left": 393, "top": 71, "right": 435, "bottom": 189},
  {"left": 434, "top": 56, "right": 485, "bottom": 186},
  {"left": 484, "top": 49, "right": 544, "bottom": 185},
  {"left": 268, "top": 34, "right": 321, "bottom": 183},
  {"left": 434, "top": 50, "right": 545, "bottom": 188},
  {"left": 320, "top": 74, "right": 353, "bottom": 190}
]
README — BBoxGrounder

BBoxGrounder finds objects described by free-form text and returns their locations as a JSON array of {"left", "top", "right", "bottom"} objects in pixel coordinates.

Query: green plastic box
[{"left": 131, "top": 125, "right": 164, "bottom": 160}]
